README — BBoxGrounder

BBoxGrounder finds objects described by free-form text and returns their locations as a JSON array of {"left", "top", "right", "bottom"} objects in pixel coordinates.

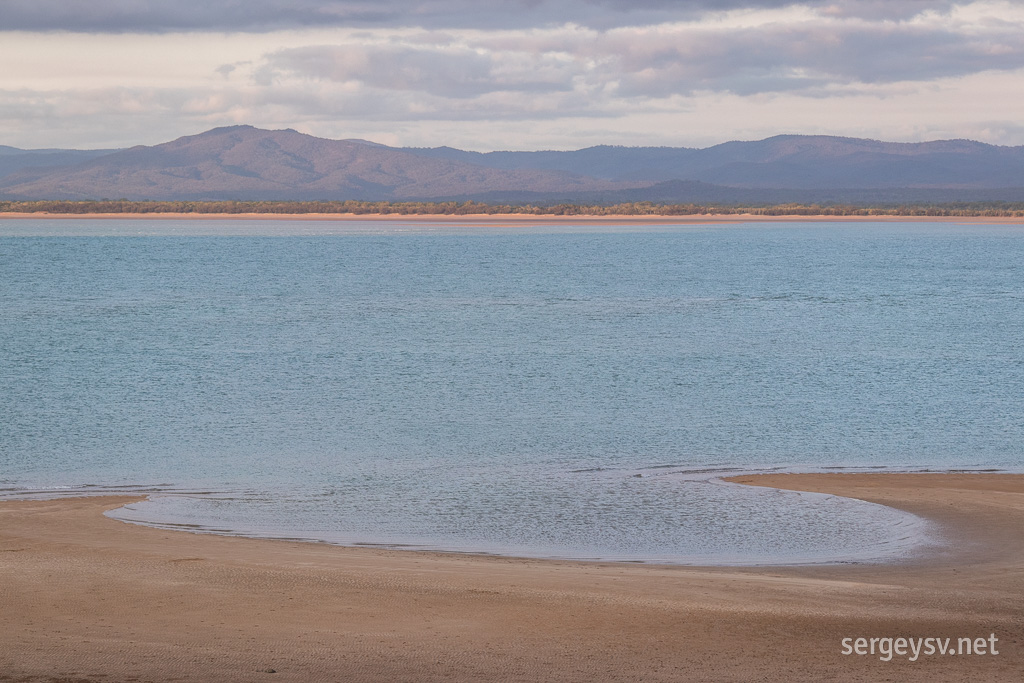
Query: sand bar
[
  {"left": 1, "top": 211, "right": 1023, "bottom": 225},
  {"left": 1, "top": 473, "right": 1022, "bottom": 681}
]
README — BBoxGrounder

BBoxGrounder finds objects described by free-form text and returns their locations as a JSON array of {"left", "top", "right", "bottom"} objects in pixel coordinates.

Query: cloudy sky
[{"left": 2, "top": 0, "right": 1023, "bottom": 150}]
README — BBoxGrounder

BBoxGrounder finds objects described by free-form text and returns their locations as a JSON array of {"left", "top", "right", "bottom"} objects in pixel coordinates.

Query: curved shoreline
[
  {"left": 100, "top": 474, "right": 932, "bottom": 567},
  {"left": 725, "top": 473, "right": 1024, "bottom": 569},
  {"left": 1, "top": 473, "right": 1022, "bottom": 681}
]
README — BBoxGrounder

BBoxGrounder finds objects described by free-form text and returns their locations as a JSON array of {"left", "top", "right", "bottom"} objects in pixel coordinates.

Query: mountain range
[{"left": 2, "top": 126, "right": 1023, "bottom": 204}]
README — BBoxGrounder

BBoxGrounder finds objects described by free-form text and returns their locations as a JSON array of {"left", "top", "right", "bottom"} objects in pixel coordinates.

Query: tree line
[{"left": 1, "top": 199, "right": 1023, "bottom": 217}]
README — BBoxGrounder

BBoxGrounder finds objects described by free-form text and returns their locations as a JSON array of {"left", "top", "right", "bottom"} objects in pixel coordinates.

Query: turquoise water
[{"left": 2, "top": 219, "right": 1021, "bottom": 563}]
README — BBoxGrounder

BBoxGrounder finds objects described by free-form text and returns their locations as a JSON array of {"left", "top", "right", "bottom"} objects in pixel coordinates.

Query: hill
[
  {"left": 2, "top": 128, "right": 1023, "bottom": 203},
  {"left": 405, "top": 135, "right": 1024, "bottom": 189},
  {"left": 0, "top": 126, "right": 634, "bottom": 201}
]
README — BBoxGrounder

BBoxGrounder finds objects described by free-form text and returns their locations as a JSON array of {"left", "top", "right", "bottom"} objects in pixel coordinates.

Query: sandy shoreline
[
  {"left": 2, "top": 473, "right": 1022, "bottom": 681},
  {"left": 1, "top": 211, "right": 1023, "bottom": 225}
]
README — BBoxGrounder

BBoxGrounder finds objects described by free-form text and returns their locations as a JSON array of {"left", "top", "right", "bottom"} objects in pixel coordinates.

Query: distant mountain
[
  {"left": 2, "top": 127, "right": 1023, "bottom": 203},
  {"left": 459, "top": 181, "right": 1024, "bottom": 207},
  {"left": 0, "top": 126, "right": 634, "bottom": 201},
  {"left": 405, "top": 135, "right": 1024, "bottom": 189},
  {"left": 0, "top": 147, "right": 120, "bottom": 184}
]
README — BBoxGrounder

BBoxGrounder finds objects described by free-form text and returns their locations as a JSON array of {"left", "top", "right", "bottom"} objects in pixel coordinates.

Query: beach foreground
[{"left": 1, "top": 474, "right": 1021, "bottom": 682}]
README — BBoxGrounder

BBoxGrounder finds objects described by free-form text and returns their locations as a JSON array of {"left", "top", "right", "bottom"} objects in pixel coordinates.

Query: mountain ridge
[
  {"left": 0, "top": 126, "right": 635, "bottom": 201},
  {"left": 2, "top": 126, "right": 1023, "bottom": 203},
  {"left": 403, "top": 134, "right": 1024, "bottom": 187}
]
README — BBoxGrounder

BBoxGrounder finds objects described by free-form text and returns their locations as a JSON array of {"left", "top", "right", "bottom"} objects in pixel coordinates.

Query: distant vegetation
[{"left": 2, "top": 199, "right": 1023, "bottom": 217}]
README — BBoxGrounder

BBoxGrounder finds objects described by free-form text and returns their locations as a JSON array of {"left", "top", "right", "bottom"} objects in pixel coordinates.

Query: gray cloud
[
  {"left": 602, "top": 23, "right": 1024, "bottom": 97},
  {"left": 1, "top": 0, "right": 1020, "bottom": 150},
  {"left": 250, "top": 17, "right": 1024, "bottom": 101},
  {"left": 0, "top": 0, "right": 955, "bottom": 33},
  {"left": 262, "top": 44, "right": 573, "bottom": 97}
]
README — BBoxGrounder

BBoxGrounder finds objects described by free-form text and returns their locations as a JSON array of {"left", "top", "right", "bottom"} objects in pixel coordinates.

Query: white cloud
[{"left": 1, "top": 2, "right": 1023, "bottom": 149}]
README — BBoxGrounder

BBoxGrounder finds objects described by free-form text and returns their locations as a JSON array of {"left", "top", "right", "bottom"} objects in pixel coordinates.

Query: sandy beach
[
  {"left": 1, "top": 212, "right": 1023, "bottom": 225},
  {"left": 1, "top": 473, "right": 1021, "bottom": 682}
]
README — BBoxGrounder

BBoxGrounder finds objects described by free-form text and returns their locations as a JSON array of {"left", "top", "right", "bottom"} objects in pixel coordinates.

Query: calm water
[{"left": 2, "top": 219, "right": 1022, "bottom": 563}]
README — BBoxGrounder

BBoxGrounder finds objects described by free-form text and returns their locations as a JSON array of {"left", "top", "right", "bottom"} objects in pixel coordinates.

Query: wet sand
[{"left": 1, "top": 473, "right": 1021, "bottom": 681}]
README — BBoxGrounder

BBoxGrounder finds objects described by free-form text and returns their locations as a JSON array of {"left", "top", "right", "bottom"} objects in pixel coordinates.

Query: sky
[{"left": 2, "top": 1, "right": 1024, "bottom": 150}]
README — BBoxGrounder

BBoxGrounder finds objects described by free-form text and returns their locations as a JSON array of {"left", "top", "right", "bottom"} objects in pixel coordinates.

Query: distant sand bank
[
  {"left": 1, "top": 473, "right": 1021, "bottom": 681},
  {"left": 1, "top": 211, "right": 1023, "bottom": 225}
]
